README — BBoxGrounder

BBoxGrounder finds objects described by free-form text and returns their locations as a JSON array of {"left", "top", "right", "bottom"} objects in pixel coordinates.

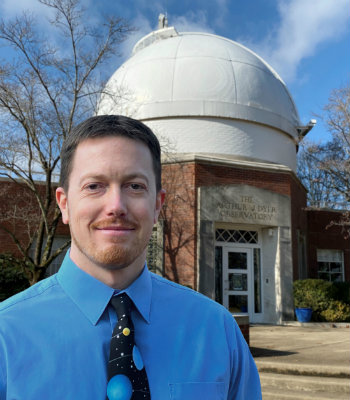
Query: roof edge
[{"left": 132, "top": 26, "right": 179, "bottom": 55}]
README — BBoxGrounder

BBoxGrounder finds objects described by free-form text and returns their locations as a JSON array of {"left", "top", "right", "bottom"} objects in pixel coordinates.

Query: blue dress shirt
[{"left": 0, "top": 251, "right": 261, "bottom": 399}]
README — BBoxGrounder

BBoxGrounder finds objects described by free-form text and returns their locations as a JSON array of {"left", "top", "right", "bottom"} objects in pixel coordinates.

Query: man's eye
[
  {"left": 128, "top": 183, "right": 146, "bottom": 191},
  {"left": 85, "top": 183, "right": 103, "bottom": 191}
]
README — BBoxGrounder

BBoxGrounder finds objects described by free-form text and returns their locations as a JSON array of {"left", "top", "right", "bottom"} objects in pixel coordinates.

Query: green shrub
[
  {"left": 332, "top": 281, "right": 350, "bottom": 304},
  {"left": 320, "top": 300, "right": 350, "bottom": 322},
  {"left": 293, "top": 279, "right": 350, "bottom": 322},
  {"left": 0, "top": 254, "right": 30, "bottom": 301},
  {"left": 293, "top": 279, "right": 334, "bottom": 320}
]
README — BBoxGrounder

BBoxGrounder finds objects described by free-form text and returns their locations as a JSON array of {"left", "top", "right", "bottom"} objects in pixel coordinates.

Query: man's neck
[{"left": 69, "top": 247, "right": 147, "bottom": 290}]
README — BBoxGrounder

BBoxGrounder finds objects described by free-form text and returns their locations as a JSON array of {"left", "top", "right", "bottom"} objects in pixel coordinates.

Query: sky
[{"left": 0, "top": 0, "right": 349, "bottom": 144}]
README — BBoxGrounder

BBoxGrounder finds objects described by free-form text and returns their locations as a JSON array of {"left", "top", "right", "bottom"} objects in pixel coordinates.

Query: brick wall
[
  {"left": 161, "top": 163, "right": 197, "bottom": 288},
  {"left": 290, "top": 178, "right": 308, "bottom": 280},
  {"left": 306, "top": 209, "right": 350, "bottom": 280},
  {"left": 0, "top": 179, "right": 69, "bottom": 258},
  {"left": 195, "top": 163, "right": 292, "bottom": 195}
]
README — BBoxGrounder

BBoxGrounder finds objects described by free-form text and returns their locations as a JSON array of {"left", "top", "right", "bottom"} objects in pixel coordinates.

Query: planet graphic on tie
[
  {"left": 132, "top": 345, "right": 144, "bottom": 370},
  {"left": 107, "top": 374, "right": 132, "bottom": 400}
]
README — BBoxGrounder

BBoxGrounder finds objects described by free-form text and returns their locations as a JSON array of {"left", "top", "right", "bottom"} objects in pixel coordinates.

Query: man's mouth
[
  {"left": 96, "top": 225, "right": 134, "bottom": 231},
  {"left": 91, "top": 220, "right": 136, "bottom": 232}
]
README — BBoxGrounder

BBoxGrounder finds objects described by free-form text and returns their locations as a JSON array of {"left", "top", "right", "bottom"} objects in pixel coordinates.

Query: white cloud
[
  {"left": 119, "top": 13, "right": 154, "bottom": 61},
  {"left": 241, "top": 0, "right": 350, "bottom": 83},
  {"left": 0, "top": 0, "right": 53, "bottom": 18},
  {"left": 171, "top": 10, "right": 214, "bottom": 33},
  {"left": 0, "top": 0, "right": 94, "bottom": 16},
  {"left": 212, "top": 0, "right": 229, "bottom": 29},
  {"left": 119, "top": 9, "right": 215, "bottom": 61}
]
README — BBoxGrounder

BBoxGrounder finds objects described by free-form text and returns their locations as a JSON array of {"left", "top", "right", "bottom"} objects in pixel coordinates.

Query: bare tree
[
  {"left": 0, "top": 0, "right": 133, "bottom": 284},
  {"left": 320, "top": 83, "right": 350, "bottom": 204},
  {"left": 297, "top": 141, "right": 347, "bottom": 208},
  {"left": 159, "top": 157, "right": 196, "bottom": 288},
  {"left": 297, "top": 83, "right": 350, "bottom": 233}
]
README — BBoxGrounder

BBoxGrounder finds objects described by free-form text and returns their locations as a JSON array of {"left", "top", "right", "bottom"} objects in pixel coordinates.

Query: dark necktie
[{"left": 107, "top": 293, "right": 151, "bottom": 400}]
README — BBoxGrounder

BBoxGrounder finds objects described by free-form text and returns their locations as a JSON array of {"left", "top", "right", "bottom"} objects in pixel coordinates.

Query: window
[
  {"left": 146, "top": 227, "right": 158, "bottom": 273},
  {"left": 146, "top": 222, "right": 164, "bottom": 275},
  {"left": 29, "top": 236, "right": 71, "bottom": 277},
  {"left": 317, "top": 249, "right": 344, "bottom": 282},
  {"left": 215, "top": 229, "right": 258, "bottom": 244}
]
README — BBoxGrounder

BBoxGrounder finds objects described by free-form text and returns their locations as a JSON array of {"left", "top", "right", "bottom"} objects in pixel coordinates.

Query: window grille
[
  {"left": 147, "top": 227, "right": 159, "bottom": 273},
  {"left": 317, "top": 249, "right": 344, "bottom": 282},
  {"left": 215, "top": 229, "right": 258, "bottom": 244}
]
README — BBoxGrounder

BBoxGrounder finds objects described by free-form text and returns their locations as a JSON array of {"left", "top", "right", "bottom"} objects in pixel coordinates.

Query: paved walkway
[{"left": 250, "top": 324, "right": 350, "bottom": 377}]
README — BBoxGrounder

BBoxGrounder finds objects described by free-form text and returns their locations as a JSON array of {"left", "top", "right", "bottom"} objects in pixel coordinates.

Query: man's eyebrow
[
  {"left": 79, "top": 174, "right": 107, "bottom": 186},
  {"left": 78, "top": 173, "right": 150, "bottom": 186},
  {"left": 123, "top": 173, "right": 150, "bottom": 185}
]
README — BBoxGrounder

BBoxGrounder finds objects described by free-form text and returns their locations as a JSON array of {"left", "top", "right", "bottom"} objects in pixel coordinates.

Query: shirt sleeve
[{"left": 225, "top": 315, "right": 262, "bottom": 400}]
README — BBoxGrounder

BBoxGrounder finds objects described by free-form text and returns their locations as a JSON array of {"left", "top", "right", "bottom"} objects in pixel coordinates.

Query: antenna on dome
[{"left": 158, "top": 13, "right": 168, "bottom": 29}]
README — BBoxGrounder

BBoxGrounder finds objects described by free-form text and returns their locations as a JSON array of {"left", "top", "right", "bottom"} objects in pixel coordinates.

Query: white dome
[{"left": 98, "top": 27, "right": 302, "bottom": 170}]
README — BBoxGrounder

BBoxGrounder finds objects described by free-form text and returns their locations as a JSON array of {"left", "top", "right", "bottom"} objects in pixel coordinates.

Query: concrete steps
[
  {"left": 257, "top": 362, "right": 350, "bottom": 400},
  {"left": 261, "top": 385, "right": 350, "bottom": 400},
  {"left": 256, "top": 360, "right": 350, "bottom": 379},
  {"left": 260, "top": 372, "right": 350, "bottom": 399}
]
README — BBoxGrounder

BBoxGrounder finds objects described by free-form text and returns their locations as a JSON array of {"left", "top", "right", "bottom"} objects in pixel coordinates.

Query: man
[{"left": 0, "top": 115, "right": 261, "bottom": 399}]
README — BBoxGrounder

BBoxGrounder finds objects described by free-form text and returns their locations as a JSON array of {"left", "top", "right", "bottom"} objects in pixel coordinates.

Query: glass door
[{"left": 223, "top": 247, "right": 252, "bottom": 315}]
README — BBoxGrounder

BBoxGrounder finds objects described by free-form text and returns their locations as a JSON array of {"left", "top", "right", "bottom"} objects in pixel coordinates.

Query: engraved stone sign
[{"left": 199, "top": 185, "right": 291, "bottom": 226}]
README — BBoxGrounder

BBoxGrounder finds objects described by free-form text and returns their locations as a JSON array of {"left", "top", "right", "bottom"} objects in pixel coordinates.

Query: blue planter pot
[{"left": 295, "top": 307, "right": 312, "bottom": 322}]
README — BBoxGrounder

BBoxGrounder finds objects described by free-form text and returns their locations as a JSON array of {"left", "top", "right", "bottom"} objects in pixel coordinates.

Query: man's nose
[{"left": 105, "top": 187, "right": 127, "bottom": 216}]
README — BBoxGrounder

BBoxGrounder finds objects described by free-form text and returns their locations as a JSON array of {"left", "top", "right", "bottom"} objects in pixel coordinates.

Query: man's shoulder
[
  {"left": 149, "top": 272, "right": 229, "bottom": 315},
  {"left": 0, "top": 274, "right": 59, "bottom": 315}
]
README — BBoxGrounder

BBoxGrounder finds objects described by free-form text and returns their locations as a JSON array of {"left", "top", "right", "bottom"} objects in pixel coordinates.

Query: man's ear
[
  {"left": 56, "top": 187, "right": 69, "bottom": 224},
  {"left": 154, "top": 189, "right": 166, "bottom": 224}
]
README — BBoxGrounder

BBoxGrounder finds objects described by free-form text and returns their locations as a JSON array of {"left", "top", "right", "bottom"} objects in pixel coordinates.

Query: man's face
[{"left": 56, "top": 136, "right": 164, "bottom": 278}]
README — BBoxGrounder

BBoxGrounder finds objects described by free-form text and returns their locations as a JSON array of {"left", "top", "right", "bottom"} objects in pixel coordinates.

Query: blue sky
[{"left": 1, "top": 0, "right": 349, "bottom": 144}]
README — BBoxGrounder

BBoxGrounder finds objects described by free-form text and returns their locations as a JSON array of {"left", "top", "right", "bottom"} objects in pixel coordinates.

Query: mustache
[{"left": 90, "top": 218, "right": 137, "bottom": 230}]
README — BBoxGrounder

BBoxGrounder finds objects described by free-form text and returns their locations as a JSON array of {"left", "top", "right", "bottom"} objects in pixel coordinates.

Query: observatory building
[{"left": 97, "top": 20, "right": 348, "bottom": 324}]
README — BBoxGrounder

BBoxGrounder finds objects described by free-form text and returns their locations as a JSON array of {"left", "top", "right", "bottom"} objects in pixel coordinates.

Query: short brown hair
[{"left": 60, "top": 115, "right": 162, "bottom": 192}]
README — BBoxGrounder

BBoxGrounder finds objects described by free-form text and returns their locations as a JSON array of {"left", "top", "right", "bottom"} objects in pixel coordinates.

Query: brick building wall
[
  {"left": 0, "top": 180, "right": 38, "bottom": 256},
  {"left": 306, "top": 209, "right": 350, "bottom": 281},
  {"left": 290, "top": 178, "right": 308, "bottom": 280},
  {"left": 0, "top": 179, "right": 69, "bottom": 259},
  {"left": 195, "top": 163, "right": 292, "bottom": 195},
  {"left": 161, "top": 163, "right": 197, "bottom": 288}
]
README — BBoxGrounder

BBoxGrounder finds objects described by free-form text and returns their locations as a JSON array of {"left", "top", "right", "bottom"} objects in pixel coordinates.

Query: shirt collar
[
  {"left": 122, "top": 265, "right": 152, "bottom": 324},
  {"left": 57, "top": 250, "right": 152, "bottom": 325}
]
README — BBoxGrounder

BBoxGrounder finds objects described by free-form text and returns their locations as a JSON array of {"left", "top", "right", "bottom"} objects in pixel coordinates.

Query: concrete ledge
[
  {"left": 282, "top": 321, "right": 350, "bottom": 328},
  {"left": 261, "top": 386, "right": 350, "bottom": 400},
  {"left": 256, "top": 360, "right": 350, "bottom": 379}
]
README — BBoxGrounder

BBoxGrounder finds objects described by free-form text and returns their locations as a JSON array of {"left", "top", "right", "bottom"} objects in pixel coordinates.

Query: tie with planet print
[{"left": 107, "top": 293, "right": 151, "bottom": 400}]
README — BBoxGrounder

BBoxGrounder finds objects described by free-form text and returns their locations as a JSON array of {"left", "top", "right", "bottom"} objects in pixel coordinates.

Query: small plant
[
  {"left": 293, "top": 279, "right": 350, "bottom": 322},
  {"left": 294, "top": 279, "right": 333, "bottom": 307},
  {"left": 320, "top": 300, "right": 350, "bottom": 322}
]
